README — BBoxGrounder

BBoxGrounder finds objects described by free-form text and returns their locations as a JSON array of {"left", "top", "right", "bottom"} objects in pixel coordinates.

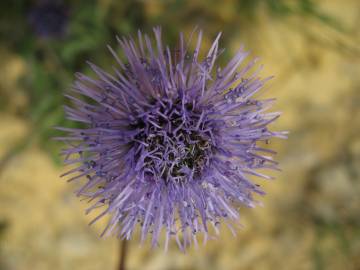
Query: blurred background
[{"left": 0, "top": 0, "right": 359, "bottom": 269}]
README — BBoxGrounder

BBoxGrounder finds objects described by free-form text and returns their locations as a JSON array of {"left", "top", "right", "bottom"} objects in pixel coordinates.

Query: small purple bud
[{"left": 28, "top": 0, "right": 69, "bottom": 38}]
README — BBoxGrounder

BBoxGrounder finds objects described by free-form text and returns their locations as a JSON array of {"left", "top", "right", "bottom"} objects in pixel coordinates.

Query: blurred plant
[{"left": 0, "top": 0, "right": 110, "bottom": 167}]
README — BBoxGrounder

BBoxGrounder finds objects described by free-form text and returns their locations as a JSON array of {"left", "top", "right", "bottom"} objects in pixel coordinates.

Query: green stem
[{"left": 118, "top": 239, "right": 128, "bottom": 270}]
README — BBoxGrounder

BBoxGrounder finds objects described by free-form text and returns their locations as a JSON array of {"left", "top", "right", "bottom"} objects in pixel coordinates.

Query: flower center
[{"left": 132, "top": 96, "right": 214, "bottom": 184}]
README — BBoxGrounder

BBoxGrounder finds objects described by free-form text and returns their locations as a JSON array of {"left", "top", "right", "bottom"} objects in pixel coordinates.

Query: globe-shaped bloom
[{"left": 57, "top": 27, "right": 286, "bottom": 250}]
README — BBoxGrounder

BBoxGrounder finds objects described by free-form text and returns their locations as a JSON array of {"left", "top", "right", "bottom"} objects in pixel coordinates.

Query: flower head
[{"left": 58, "top": 27, "right": 286, "bottom": 250}]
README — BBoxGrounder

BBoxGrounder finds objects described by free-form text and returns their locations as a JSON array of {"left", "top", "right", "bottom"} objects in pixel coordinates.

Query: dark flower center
[{"left": 132, "top": 96, "right": 214, "bottom": 183}]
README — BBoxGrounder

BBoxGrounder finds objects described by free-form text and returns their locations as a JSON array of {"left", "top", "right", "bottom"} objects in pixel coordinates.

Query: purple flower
[
  {"left": 28, "top": 0, "right": 69, "bottom": 38},
  {"left": 57, "top": 27, "right": 286, "bottom": 250}
]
